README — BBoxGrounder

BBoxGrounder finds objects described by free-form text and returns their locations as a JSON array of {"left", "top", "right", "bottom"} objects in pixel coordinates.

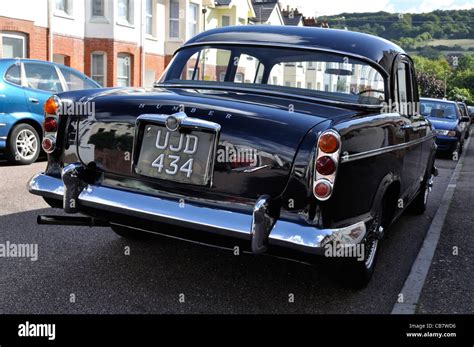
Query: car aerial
[
  {"left": 28, "top": 26, "right": 437, "bottom": 287},
  {"left": 420, "top": 97, "right": 470, "bottom": 155},
  {"left": 0, "top": 58, "right": 100, "bottom": 164},
  {"left": 457, "top": 101, "right": 471, "bottom": 138}
]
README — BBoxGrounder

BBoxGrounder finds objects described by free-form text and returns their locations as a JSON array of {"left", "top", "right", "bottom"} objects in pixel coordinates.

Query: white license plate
[{"left": 135, "top": 125, "right": 215, "bottom": 185}]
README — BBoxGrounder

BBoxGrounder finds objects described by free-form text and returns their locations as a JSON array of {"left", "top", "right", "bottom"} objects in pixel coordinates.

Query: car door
[
  {"left": 22, "top": 61, "right": 64, "bottom": 117},
  {"left": 395, "top": 57, "right": 425, "bottom": 202}
]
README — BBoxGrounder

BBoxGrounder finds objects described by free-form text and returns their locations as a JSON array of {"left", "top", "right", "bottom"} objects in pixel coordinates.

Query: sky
[{"left": 278, "top": 0, "right": 474, "bottom": 17}]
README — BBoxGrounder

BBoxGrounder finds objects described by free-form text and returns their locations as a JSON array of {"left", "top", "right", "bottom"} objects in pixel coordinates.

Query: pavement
[
  {"left": 416, "top": 136, "right": 474, "bottom": 314},
  {"left": 0, "top": 149, "right": 468, "bottom": 314}
]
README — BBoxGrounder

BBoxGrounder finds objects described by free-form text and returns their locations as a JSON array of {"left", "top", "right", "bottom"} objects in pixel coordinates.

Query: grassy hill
[{"left": 318, "top": 9, "right": 474, "bottom": 57}]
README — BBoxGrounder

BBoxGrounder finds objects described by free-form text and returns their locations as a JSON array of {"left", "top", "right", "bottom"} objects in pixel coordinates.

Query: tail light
[
  {"left": 42, "top": 96, "right": 60, "bottom": 153},
  {"left": 313, "top": 130, "right": 341, "bottom": 201}
]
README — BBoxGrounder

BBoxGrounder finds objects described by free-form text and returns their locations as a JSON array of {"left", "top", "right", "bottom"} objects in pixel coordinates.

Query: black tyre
[
  {"left": 408, "top": 181, "right": 430, "bottom": 215},
  {"left": 110, "top": 224, "right": 150, "bottom": 240},
  {"left": 7, "top": 124, "right": 40, "bottom": 165}
]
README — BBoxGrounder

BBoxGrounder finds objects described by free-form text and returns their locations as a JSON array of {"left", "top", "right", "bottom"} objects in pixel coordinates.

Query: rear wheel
[
  {"left": 408, "top": 180, "right": 430, "bottom": 215},
  {"left": 337, "top": 206, "right": 383, "bottom": 289},
  {"left": 7, "top": 124, "right": 40, "bottom": 165},
  {"left": 110, "top": 224, "right": 150, "bottom": 240}
]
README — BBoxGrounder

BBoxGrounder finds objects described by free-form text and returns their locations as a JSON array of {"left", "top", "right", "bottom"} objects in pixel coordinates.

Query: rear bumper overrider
[{"left": 28, "top": 163, "right": 369, "bottom": 257}]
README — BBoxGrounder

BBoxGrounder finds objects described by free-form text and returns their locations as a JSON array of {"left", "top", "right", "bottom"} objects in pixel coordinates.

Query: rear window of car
[
  {"left": 161, "top": 45, "right": 386, "bottom": 106},
  {"left": 420, "top": 101, "right": 458, "bottom": 120},
  {"left": 5, "top": 64, "right": 21, "bottom": 85}
]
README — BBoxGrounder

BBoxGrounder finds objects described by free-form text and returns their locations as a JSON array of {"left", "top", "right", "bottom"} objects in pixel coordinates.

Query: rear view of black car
[{"left": 29, "top": 26, "right": 437, "bottom": 288}]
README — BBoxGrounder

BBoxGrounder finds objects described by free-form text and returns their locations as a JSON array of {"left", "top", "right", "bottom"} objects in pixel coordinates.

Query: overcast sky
[{"left": 278, "top": 0, "right": 474, "bottom": 17}]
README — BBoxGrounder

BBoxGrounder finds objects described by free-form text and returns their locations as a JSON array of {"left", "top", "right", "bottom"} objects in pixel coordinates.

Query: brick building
[{"left": 0, "top": 0, "right": 204, "bottom": 87}]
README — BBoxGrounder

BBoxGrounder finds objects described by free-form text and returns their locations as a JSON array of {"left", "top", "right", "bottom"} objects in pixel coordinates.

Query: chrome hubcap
[{"left": 15, "top": 129, "right": 38, "bottom": 160}]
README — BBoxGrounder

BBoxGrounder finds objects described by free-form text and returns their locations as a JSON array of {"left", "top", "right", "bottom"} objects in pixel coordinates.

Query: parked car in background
[
  {"left": 29, "top": 26, "right": 437, "bottom": 287},
  {"left": 457, "top": 102, "right": 471, "bottom": 139},
  {"left": 469, "top": 106, "right": 474, "bottom": 123},
  {"left": 420, "top": 98, "right": 470, "bottom": 155},
  {"left": 0, "top": 59, "right": 100, "bottom": 164}
]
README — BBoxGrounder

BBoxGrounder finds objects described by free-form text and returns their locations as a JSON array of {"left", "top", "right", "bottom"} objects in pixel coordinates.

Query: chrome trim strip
[
  {"left": 28, "top": 173, "right": 370, "bottom": 255},
  {"left": 341, "top": 135, "right": 435, "bottom": 163},
  {"left": 0, "top": 123, "right": 6, "bottom": 127},
  {"left": 0, "top": 136, "right": 7, "bottom": 140}
]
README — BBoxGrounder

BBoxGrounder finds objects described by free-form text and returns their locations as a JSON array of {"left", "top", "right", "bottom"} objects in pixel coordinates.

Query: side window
[
  {"left": 24, "top": 63, "right": 63, "bottom": 92},
  {"left": 234, "top": 54, "right": 263, "bottom": 84},
  {"left": 5, "top": 64, "right": 21, "bottom": 85},
  {"left": 395, "top": 61, "right": 414, "bottom": 116},
  {"left": 59, "top": 66, "right": 97, "bottom": 90},
  {"left": 180, "top": 48, "right": 231, "bottom": 81}
]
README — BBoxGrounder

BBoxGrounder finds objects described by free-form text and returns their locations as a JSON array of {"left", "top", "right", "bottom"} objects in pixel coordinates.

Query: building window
[
  {"left": 92, "top": 0, "right": 105, "bottom": 17},
  {"left": 117, "top": 53, "right": 131, "bottom": 87},
  {"left": 221, "top": 15, "right": 230, "bottom": 27},
  {"left": 145, "top": 0, "right": 153, "bottom": 35},
  {"left": 187, "top": 3, "right": 198, "bottom": 39},
  {"left": 91, "top": 52, "right": 106, "bottom": 87},
  {"left": 118, "top": 0, "right": 133, "bottom": 24},
  {"left": 1, "top": 32, "right": 27, "bottom": 58},
  {"left": 55, "top": 0, "right": 72, "bottom": 14},
  {"left": 169, "top": 0, "right": 180, "bottom": 38}
]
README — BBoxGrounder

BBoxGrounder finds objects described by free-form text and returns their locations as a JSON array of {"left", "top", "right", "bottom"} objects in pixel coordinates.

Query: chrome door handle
[{"left": 29, "top": 98, "right": 39, "bottom": 104}]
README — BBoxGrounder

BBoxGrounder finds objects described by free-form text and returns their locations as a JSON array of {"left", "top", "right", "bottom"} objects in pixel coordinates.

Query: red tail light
[
  {"left": 42, "top": 137, "right": 55, "bottom": 153},
  {"left": 43, "top": 117, "right": 58, "bottom": 133},
  {"left": 43, "top": 96, "right": 60, "bottom": 154},
  {"left": 316, "top": 156, "right": 336, "bottom": 175},
  {"left": 313, "top": 130, "right": 341, "bottom": 201},
  {"left": 314, "top": 180, "right": 332, "bottom": 199}
]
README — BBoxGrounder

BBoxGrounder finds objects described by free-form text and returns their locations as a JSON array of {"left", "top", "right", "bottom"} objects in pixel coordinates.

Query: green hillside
[{"left": 319, "top": 9, "right": 474, "bottom": 54}]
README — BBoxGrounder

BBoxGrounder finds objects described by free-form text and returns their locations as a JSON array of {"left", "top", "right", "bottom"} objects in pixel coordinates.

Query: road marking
[{"left": 392, "top": 134, "right": 471, "bottom": 314}]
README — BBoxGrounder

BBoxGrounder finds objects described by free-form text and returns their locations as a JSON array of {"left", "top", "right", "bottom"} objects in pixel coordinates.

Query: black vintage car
[{"left": 28, "top": 26, "right": 437, "bottom": 287}]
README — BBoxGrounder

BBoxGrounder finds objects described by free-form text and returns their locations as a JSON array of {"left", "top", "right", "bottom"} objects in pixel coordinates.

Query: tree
[{"left": 416, "top": 71, "right": 445, "bottom": 98}]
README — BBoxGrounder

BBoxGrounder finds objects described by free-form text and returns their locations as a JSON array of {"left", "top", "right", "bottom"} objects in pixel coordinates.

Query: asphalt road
[{"left": 0, "top": 156, "right": 457, "bottom": 314}]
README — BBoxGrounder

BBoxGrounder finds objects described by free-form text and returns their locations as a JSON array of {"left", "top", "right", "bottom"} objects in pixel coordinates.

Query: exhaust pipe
[{"left": 37, "top": 215, "right": 109, "bottom": 227}]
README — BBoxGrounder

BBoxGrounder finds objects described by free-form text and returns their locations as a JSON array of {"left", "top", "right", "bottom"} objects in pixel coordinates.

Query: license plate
[{"left": 135, "top": 125, "right": 215, "bottom": 185}]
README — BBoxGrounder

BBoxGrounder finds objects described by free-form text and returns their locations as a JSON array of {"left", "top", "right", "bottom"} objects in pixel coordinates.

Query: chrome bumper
[{"left": 28, "top": 172, "right": 367, "bottom": 256}]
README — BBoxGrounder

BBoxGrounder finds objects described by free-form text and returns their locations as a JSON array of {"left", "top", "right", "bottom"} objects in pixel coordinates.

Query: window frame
[
  {"left": 169, "top": 0, "right": 180, "bottom": 39},
  {"left": 91, "top": 51, "right": 107, "bottom": 87},
  {"left": 221, "top": 15, "right": 230, "bottom": 27},
  {"left": 117, "top": 0, "right": 133, "bottom": 25},
  {"left": 187, "top": 2, "right": 199, "bottom": 40},
  {"left": 117, "top": 53, "right": 131, "bottom": 87},
  {"left": 91, "top": 0, "right": 105, "bottom": 18},
  {"left": 145, "top": 0, "right": 154, "bottom": 36},
  {"left": 1, "top": 32, "right": 27, "bottom": 59},
  {"left": 55, "top": 0, "right": 73, "bottom": 16}
]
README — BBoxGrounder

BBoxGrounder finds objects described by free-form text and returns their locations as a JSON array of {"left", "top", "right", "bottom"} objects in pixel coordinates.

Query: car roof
[
  {"left": 183, "top": 26, "right": 406, "bottom": 74},
  {"left": 420, "top": 97, "right": 457, "bottom": 105}
]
